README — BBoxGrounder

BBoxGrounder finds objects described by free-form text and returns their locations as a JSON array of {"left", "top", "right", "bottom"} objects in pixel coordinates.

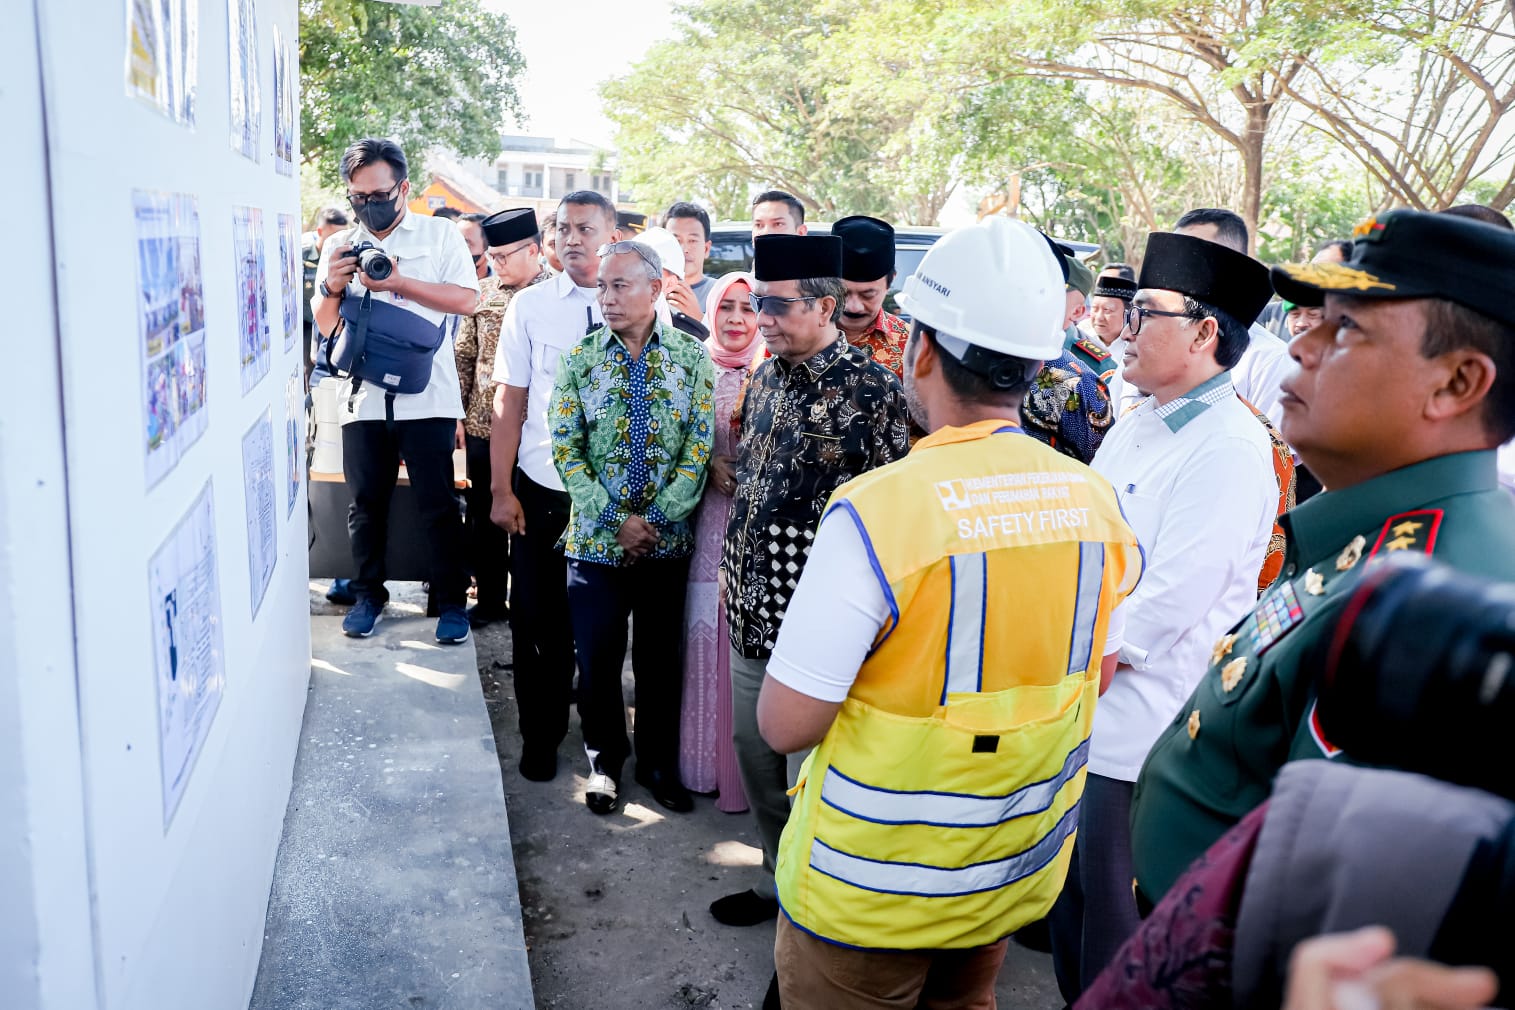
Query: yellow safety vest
[{"left": 775, "top": 419, "right": 1142, "bottom": 950}]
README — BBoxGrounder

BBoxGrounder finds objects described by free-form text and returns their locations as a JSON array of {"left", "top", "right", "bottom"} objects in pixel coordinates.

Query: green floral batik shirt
[{"left": 550, "top": 320, "right": 715, "bottom": 565}]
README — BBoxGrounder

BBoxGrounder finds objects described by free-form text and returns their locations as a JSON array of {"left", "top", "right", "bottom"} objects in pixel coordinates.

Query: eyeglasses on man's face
[
  {"left": 346, "top": 182, "right": 402, "bottom": 209},
  {"left": 1126, "top": 303, "right": 1200, "bottom": 335},
  {"left": 487, "top": 241, "right": 537, "bottom": 266},
  {"left": 749, "top": 293, "right": 816, "bottom": 317}
]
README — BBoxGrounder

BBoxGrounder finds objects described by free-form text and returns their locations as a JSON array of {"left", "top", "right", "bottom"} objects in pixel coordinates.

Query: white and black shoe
[{"left": 585, "top": 772, "right": 619, "bottom": 815}]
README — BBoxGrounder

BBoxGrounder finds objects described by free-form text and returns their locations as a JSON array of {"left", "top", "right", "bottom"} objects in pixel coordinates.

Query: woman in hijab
[{"left": 678, "top": 271, "right": 762, "bottom": 812}]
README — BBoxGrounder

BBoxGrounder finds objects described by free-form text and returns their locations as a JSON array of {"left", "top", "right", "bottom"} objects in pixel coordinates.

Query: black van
[{"left": 703, "top": 222, "right": 1098, "bottom": 319}]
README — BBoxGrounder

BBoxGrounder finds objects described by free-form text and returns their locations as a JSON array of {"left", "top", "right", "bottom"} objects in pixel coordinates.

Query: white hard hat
[
  {"left": 896, "top": 216, "right": 1066, "bottom": 359},
  {"left": 633, "top": 227, "right": 687, "bottom": 280}
]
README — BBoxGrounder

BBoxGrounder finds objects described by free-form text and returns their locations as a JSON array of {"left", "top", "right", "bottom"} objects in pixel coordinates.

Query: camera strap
[{"left": 344, "top": 291, "right": 373, "bottom": 414}]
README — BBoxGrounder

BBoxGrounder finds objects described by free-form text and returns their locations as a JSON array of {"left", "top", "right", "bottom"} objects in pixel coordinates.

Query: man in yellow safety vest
[{"left": 755, "top": 216, "right": 1144, "bottom": 1009}]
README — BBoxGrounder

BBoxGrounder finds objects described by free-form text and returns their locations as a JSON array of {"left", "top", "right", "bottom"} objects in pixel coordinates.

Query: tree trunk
[{"left": 1240, "top": 106, "right": 1267, "bottom": 255}]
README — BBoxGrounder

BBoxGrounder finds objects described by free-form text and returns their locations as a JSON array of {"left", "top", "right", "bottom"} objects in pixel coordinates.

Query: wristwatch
[{"left": 319, "top": 280, "right": 342, "bottom": 299}]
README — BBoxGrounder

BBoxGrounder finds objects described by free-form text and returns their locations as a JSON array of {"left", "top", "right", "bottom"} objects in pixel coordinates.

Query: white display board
[{"left": 21, "top": 0, "right": 311, "bottom": 1006}]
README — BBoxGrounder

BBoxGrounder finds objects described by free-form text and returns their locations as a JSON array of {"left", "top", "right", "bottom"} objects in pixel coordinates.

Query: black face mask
[{"left": 356, "top": 195, "right": 401, "bottom": 234}]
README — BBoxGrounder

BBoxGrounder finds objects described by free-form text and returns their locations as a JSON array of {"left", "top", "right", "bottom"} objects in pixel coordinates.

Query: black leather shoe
[
  {"left": 763, "top": 972, "right": 781, "bottom": 1010},
  {"left": 635, "top": 767, "right": 694, "bottom": 813},
  {"left": 467, "top": 602, "right": 509, "bottom": 628},
  {"left": 709, "top": 888, "right": 779, "bottom": 926},
  {"left": 518, "top": 747, "right": 557, "bottom": 782}
]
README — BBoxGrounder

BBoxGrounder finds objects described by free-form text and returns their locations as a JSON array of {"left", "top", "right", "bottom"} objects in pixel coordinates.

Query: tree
[
  {"left": 299, "top": 0, "right": 525, "bottom": 184},
  {"left": 600, "top": 0, "right": 959, "bottom": 224}
]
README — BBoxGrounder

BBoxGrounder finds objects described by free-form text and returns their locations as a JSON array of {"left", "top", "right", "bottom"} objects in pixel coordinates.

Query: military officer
[{"left": 1128, "top": 209, "right": 1515, "bottom": 906}]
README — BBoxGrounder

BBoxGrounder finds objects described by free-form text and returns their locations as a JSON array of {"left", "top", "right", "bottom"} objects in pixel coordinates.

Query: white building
[{"left": 489, "top": 135, "right": 632, "bottom": 218}]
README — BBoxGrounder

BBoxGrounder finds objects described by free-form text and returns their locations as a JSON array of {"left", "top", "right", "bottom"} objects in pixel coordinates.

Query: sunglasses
[
  {"left": 748, "top": 293, "right": 817, "bottom": 317},
  {"left": 1126, "top": 304, "right": 1200, "bottom": 335},
  {"left": 346, "top": 182, "right": 402, "bottom": 209}
]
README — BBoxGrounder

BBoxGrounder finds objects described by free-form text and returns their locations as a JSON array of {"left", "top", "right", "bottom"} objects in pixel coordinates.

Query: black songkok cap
[
  {"left": 831, "top": 215, "right": 895, "bottom": 282},
  {"left": 1271, "top": 209, "right": 1515, "bottom": 328},
  {"left": 1139, "top": 232, "right": 1274, "bottom": 327},
  {"left": 1092, "top": 276, "right": 1138, "bottom": 301},
  {"left": 752, "top": 234, "right": 844, "bottom": 282},
  {"left": 481, "top": 207, "right": 539, "bottom": 247}
]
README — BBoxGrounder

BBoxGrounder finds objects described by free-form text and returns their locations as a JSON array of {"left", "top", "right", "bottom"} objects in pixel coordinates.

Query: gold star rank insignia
[
  {"left": 1187, "top": 710, "right": 1201, "bottom": 739},
  {"left": 1392, "top": 520, "right": 1423, "bottom": 537},
  {"left": 1304, "top": 568, "right": 1325, "bottom": 595},
  {"left": 1336, "top": 535, "right": 1366, "bottom": 571},
  {"left": 1385, "top": 535, "right": 1417, "bottom": 551},
  {"left": 1210, "top": 633, "right": 1238, "bottom": 667},
  {"left": 1221, "top": 657, "right": 1247, "bottom": 692},
  {"left": 1366, "top": 509, "right": 1444, "bottom": 560}
]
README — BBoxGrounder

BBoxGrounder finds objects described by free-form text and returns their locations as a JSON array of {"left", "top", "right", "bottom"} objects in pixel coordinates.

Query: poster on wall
[
  {"left": 273, "top": 25, "right": 296, "bottom": 175},
  {"left": 126, "top": 0, "right": 199, "bottom": 125},
  {"left": 136, "top": 190, "right": 209, "bottom": 488},
  {"left": 227, "top": 0, "right": 261, "bottom": 160},
  {"left": 233, "top": 206, "right": 271, "bottom": 393},
  {"left": 284, "top": 366, "right": 303, "bottom": 517},
  {"left": 243, "top": 411, "right": 278, "bottom": 616},
  {"left": 278, "top": 213, "right": 300, "bottom": 352},
  {"left": 150, "top": 481, "right": 226, "bottom": 826}
]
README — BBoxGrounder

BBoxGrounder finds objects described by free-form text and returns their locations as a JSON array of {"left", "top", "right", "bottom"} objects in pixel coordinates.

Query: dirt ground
[{"left": 469, "top": 618, "right": 1064, "bottom": 1010}]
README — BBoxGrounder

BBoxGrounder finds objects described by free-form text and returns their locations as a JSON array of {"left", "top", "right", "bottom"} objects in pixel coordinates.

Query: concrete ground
[
  {"left": 469, "top": 615, "right": 1063, "bottom": 1010},
  {"left": 252, "top": 585, "right": 532, "bottom": 1010}
]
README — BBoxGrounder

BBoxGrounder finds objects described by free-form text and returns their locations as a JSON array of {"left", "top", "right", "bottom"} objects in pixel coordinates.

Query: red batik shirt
[{"left": 847, "top": 309, "right": 911, "bottom": 379}]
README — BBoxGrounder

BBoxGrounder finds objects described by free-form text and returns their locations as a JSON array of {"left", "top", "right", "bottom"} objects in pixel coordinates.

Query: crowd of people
[{"left": 307, "top": 135, "right": 1515, "bottom": 1010}]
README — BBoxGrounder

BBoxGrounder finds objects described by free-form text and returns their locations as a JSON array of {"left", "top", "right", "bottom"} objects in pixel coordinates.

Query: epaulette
[
  {"left": 1366, "top": 508, "right": 1443, "bottom": 558},
  {"left": 1073, "top": 338, "right": 1111, "bottom": 363}
]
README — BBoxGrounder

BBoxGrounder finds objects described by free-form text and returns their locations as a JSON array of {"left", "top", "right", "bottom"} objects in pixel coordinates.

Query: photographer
[
  {"left": 1127, "top": 209, "right": 1515, "bottom": 908},
  {"left": 312, "top": 137, "right": 481, "bottom": 644}
]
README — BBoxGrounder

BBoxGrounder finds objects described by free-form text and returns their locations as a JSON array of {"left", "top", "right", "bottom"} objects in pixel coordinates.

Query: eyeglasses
[
  {"left": 487, "top": 241, "right": 537, "bottom": 265},
  {"left": 346, "top": 182, "right": 402, "bottom": 209},
  {"left": 748, "top": 293, "right": 816, "bottom": 317},
  {"left": 595, "top": 240, "right": 662, "bottom": 274},
  {"left": 1126, "top": 304, "right": 1200, "bottom": 335}
]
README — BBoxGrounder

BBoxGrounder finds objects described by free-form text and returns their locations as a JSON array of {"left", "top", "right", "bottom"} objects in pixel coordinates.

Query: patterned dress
[{"left": 678, "top": 362, "right": 753, "bottom": 809}]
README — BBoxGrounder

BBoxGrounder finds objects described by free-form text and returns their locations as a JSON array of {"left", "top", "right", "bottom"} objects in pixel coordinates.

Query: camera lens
[
  {"left": 1312, "top": 553, "right": 1515, "bottom": 799},
  {"left": 359, "top": 249, "right": 393, "bottom": 281}
]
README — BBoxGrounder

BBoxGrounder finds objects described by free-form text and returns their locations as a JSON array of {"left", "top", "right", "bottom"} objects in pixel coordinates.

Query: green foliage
[{"left": 299, "top": 0, "right": 525, "bottom": 185}]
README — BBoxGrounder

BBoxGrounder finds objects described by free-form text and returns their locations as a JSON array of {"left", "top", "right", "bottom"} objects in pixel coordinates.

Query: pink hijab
[{"left": 703, "top": 271, "right": 763, "bottom": 370}]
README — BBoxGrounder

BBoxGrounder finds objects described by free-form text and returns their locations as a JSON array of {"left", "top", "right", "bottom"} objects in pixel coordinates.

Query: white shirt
[
  {"left": 312, "top": 211, "right": 479, "bottom": 423},
  {"left": 1230, "top": 323, "right": 1293, "bottom": 429},
  {"left": 768, "top": 495, "right": 1126, "bottom": 704},
  {"left": 491, "top": 270, "right": 604, "bottom": 491},
  {"left": 1499, "top": 438, "right": 1515, "bottom": 494},
  {"left": 1088, "top": 373, "right": 1276, "bottom": 781}
]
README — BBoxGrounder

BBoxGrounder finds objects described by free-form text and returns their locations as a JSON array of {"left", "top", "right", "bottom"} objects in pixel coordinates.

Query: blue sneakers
[
  {"left": 342, "top": 597, "right": 384, "bottom": 638},
  {"left": 435, "top": 605, "right": 470, "bottom": 645}
]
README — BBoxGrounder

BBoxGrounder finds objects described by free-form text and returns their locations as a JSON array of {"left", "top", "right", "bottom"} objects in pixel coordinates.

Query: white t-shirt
[
  {"left": 491, "top": 271, "right": 604, "bottom": 491},
  {"left": 767, "top": 502, "right": 1126, "bottom": 704},
  {"left": 312, "top": 211, "right": 479, "bottom": 423},
  {"left": 1088, "top": 374, "right": 1276, "bottom": 781}
]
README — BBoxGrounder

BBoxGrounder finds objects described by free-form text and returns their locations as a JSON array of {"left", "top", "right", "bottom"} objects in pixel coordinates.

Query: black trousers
[
  {"left": 509, "top": 472, "right": 577, "bottom": 754},
  {"left": 463, "top": 433, "right": 510, "bottom": 608},
  {"left": 1048, "top": 773, "right": 1141, "bottom": 1002},
  {"left": 566, "top": 555, "right": 691, "bottom": 778},
  {"left": 342, "top": 417, "right": 465, "bottom": 607}
]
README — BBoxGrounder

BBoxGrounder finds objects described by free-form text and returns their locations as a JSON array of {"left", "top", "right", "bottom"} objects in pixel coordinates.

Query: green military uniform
[
  {"left": 1129, "top": 449, "right": 1515, "bottom": 902},
  {"left": 1064, "top": 328, "right": 1113, "bottom": 377}
]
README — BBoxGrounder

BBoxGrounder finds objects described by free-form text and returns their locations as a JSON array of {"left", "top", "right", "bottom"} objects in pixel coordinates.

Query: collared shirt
[
  {"left": 1021, "top": 349, "right": 1114, "bottom": 464},
  {"left": 1130, "top": 450, "right": 1515, "bottom": 902},
  {"left": 312, "top": 212, "right": 480, "bottom": 423},
  {"left": 493, "top": 270, "right": 605, "bottom": 490},
  {"left": 722, "top": 337, "right": 912, "bottom": 660},
  {"left": 1088, "top": 371, "right": 1277, "bottom": 781},
  {"left": 1230, "top": 323, "right": 1292, "bottom": 429},
  {"left": 455, "top": 270, "right": 551, "bottom": 439},
  {"left": 845, "top": 309, "right": 912, "bottom": 378},
  {"left": 549, "top": 321, "right": 715, "bottom": 565}
]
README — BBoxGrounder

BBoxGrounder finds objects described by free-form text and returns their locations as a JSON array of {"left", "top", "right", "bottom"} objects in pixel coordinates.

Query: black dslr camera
[
  {"left": 1311, "top": 553, "right": 1515, "bottom": 800},
  {"left": 344, "top": 241, "right": 394, "bottom": 281}
]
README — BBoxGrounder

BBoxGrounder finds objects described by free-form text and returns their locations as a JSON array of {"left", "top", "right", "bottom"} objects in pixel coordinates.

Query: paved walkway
[{"left": 250, "top": 599, "right": 532, "bottom": 1010}]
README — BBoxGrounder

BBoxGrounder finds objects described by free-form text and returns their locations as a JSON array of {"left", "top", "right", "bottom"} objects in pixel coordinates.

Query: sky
[{"left": 484, "top": 0, "right": 676, "bottom": 148}]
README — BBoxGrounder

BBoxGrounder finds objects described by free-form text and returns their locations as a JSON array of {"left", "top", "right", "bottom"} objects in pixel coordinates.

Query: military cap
[
  {"left": 481, "top": 208, "right": 539, "bottom": 247},
  {"left": 1272, "top": 209, "right": 1515, "bottom": 328},
  {"left": 1065, "top": 255, "right": 1094, "bottom": 297},
  {"left": 753, "top": 234, "right": 843, "bottom": 282},
  {"left": 1092, "top": 275, "right": 1137, "bottom": 301},
  {"left": 1140, "top": 232, "right": 1274, "bottom": 327},
  {"left": 831, "top": 215, "right": 895, "bottom": 282}
]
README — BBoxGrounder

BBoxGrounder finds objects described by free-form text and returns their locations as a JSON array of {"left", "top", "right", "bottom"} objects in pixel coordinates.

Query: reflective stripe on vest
[
  {"left": 809, "top": 803, "right": 1081, "bottom": 898},
  {"left": 819, "top": 738, "right": 1090, "bottom": 829},
  {"left": 943, "top": 552, "right": 987, "bottom": 699},
  {"left": 1067, "top": 543, "right": 1105, "bottom": 675}
]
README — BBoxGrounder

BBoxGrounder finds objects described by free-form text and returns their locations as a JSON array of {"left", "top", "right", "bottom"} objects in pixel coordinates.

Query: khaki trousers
[{"left": 774, "top": 915, "right": 1009, "bottom": 1009}]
